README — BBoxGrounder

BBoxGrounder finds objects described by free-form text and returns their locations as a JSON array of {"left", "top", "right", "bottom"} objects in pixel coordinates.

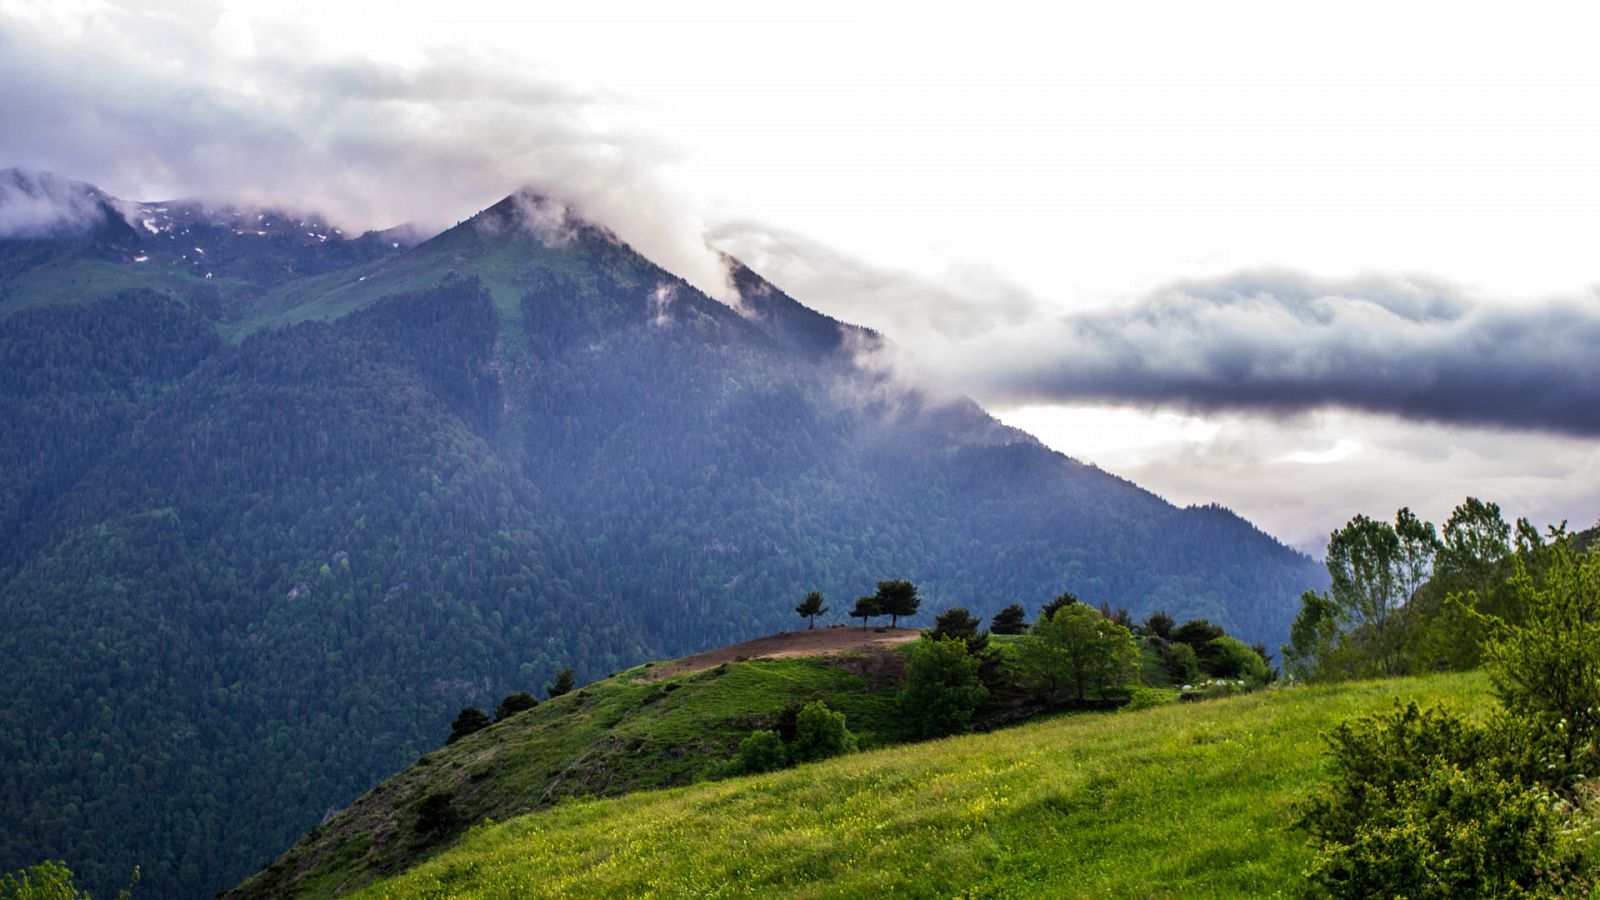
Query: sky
[{"left": 3, "top": 0, "right": 1599, "bottom": 552}]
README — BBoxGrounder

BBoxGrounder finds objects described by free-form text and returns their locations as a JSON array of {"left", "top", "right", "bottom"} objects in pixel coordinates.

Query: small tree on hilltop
[
  {"left": 546, "top": 668, "right": 575, "bottom": 699},
  {"left": 991, "top": 603, "right": 1027, "bottom": 635},
  {"left": 446, "top": 706, "right": 490, "bottom": 744},
  {"left": 795, "top": 591, "right": 829, "bottom": 629},
  {"left": 850, "top": 594, "right": 881, "bottom": 630},
  {"left": 494, "top": 691, "right": 538, "bottom": 721},
  {"left": 875, "top": 579, "right": 920, "bottom": 628}
]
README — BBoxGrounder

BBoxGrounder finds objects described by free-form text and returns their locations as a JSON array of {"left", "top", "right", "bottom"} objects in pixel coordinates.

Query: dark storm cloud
[{"left": 971, "top": 270, "right": 1600, "bottom": 436}]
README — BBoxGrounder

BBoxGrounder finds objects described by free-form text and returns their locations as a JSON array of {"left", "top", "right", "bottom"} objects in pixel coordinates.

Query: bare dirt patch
[{"left": 640, "top": 626, "right": 921, "bottom": 681}]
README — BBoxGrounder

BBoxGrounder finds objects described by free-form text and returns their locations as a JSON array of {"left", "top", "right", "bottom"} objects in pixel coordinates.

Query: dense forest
[{"left": 0, "top": 179, "right": 1324, "bottom": 897}]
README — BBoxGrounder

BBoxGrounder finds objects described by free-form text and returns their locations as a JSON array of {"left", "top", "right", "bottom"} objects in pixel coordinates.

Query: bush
[
  {"left": 415, "top": 791, "right": 460, "bottom": 837},
  {"left": 493, "top": 691, "right": 539, "bottom": 721},
  {"left": 737, "top": 730, "right": 788, "bottom": 774},
  {"left": 1151, "top": 638, "right": 1199, "bottom": 685},
  {"left": 789, "top": 700, "right": 857, "bottom": 763},
  {"left": 1297, "top": 702, "right": 1584, "bottom": 898},
  {"left": 1122, "top": 687, "right": 1176, "bottom": 711},
  {"left": 1205, "top": 636, "right": 1272, "bottom": 685},
  {"left": 899, "top": 636, "right": 989, "bottom": 737},
  {"left": 446, "top": 707, "right": 490, "bottom": 744}
]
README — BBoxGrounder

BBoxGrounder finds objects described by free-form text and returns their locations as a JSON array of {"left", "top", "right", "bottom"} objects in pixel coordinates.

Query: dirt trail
[{"left": 641, "top": 626, "right": 921, "bottom": 680}]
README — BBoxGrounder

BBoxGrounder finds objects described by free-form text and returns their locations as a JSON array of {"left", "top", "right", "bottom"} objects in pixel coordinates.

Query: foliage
[
  {"left": 848, "top": 595, "right": 880, "bottom": 630},
  {"left": 737, "top": 731, "right": 788, "bottom": 774},
  {"left": 352, "top": 674, "right": 1492, "bottom": 899},
  {"left": 1479, "top": 540, "right": 1600, "bottom": 786},
  {"left": 788, "top": 701, "right": 857, "bottom": 764},
  {"left": 794, "top": 591, "right": 828, "bottom": 629},
  {"left": 492, "top": 693, "right": 538, "bottom": 722},
  {"left": 899, "top": 637, "right": 989, "bottom": 737},
  {"left": 1204, "top": 636, "right": 1272, "bottom": 685},
  {"left": 1039, "top": 591, "right": 1078, "bottom": 623},
  {"left": 1017, "top": 603, "right": 1139, "bottom": 702},
  {"left": 873, "top": 580, "right": 920, "bottom": 628},
  {"left": 446, "top": 708, "right": 490, "bottom": 745},
  {"left": 1143, "top": 610, "right": 1175, "bottom": 640},
  {"left": 546, "top": 669, "right": 576, "bottom": 699},
  {"left": 989, "top": 604, "right": 1027, "bottom": 635},
  {"left": 414, "top": 792, "right": 460, "bottom": 838},
  {"left": 0, "top": 861, "right": 135, "bottom": 900},
  {"left": 1297, "top": 703, "right": 1582, "bottom": 899},
  {"left": 1147, "top": 638, "right": 1199, "bottom": 685}
]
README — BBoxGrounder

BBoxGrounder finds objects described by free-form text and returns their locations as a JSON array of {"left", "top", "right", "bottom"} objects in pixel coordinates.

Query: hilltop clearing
[{"left": 640, "top": 626, "right": 920, "bottom": 680}]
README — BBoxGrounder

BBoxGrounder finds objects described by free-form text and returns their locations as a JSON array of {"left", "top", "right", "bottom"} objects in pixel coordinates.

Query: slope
[
  {"left": 354, "top": 672, "right": 1491, "bottom": 898},
  {"left": 227, "top": 635, "right": 914, "bottom": 899}
]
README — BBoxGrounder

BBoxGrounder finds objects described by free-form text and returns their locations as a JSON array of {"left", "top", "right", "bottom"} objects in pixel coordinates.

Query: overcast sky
[{"left": 4, "top": 0, "right": 1599, "bottom": 552}]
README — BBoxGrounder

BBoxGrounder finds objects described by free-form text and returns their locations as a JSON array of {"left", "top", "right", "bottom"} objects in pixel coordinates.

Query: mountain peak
[{"left": 0, "top": 167, "right": 123, "bottom": 239}]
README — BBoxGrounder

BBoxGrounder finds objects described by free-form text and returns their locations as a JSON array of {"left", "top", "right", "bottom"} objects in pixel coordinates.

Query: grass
[
  {"left": 228, "top": 653, "right": 905, "bottom": 898},
  {"left": 353, "top": 672, "right": 1491, "bottom": 899}
]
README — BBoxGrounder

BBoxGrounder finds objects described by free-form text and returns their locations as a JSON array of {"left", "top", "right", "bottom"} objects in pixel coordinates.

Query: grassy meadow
[{"left": 355, "top": 672, "right": 1490, "bottom": 898}]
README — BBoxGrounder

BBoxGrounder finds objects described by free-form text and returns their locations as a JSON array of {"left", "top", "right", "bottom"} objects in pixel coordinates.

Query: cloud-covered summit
[{"left": 0, "top": 167, "right": 123, "bottom": 238}]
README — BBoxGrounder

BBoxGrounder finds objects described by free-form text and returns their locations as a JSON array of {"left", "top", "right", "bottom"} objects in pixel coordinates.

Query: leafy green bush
[
  {"left": 899, "top": 636, "right": 989, "bottom": 737},
  {"left": 1298, "top": 702, "right": 1587, "bottom": 898},
  {"left": 1122, "top": 687, "right": 1176, "bottom": 711},
  {"left": 1205, "top": 636, "right": 1271, "bottom": 685},
  {"left": 737, "top": 730, "right": 788, "bottom": 774},
  {"left": 1152, "top": 638, "right": 1199, "bottom": 685},
  {"left": 789, "top": 701, "right": 858, "bottom": 763},
  {"left": 1, "top": 861, "right": 87, "bottom": 900}
]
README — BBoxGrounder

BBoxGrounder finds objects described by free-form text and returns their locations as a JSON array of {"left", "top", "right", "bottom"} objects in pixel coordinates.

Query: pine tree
[{"left": 794, "top": 590, "right": 829, "bottom": 629}]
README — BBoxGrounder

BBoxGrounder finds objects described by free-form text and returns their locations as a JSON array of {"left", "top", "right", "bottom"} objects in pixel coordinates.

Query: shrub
[
  {"left": 415, "top": 791, "right": 460, "bottom": 837},
  {"left": 737, "top": 730, "right": 788, "bottom": 774},
  {"left": 546, "top": 668, "right": 576, "bottom": 698},
  {"left": 1153, "top": 638, "right": 1200, "bottom": 685},
  {"left": 1297, "top": 702, "right": 1584, "bottom": 898},
  {"left": 789, "top": 700, "right": 857, "bottom": 763},
  {"left": 1122, "top": 687, "right": 1176, "bottom": 711},
  {"left": 446, "top": 707, "right": 490, "bottom": 744},
  {"left": 899, "top": 636, "right": 989, "bottom": 737},
  {"left": 1205, "top": 636, "right": 1272, "bottom": 685},
  {"left": 493, "top": 692, "right": 538, "bottom": 721}
]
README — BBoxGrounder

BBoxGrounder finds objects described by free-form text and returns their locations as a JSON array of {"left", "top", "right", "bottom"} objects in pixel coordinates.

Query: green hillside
[
  {"left": 349, "top": 672, "right": 1489, "bottom": 898},
  {"left": 228, "top": 638, "right": 912, "bottom": 899}
]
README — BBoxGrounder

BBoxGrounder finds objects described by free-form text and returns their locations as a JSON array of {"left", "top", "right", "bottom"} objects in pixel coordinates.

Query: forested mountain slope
[{"left": 0, "top": 174, "right": 1324, "bottom": 897}]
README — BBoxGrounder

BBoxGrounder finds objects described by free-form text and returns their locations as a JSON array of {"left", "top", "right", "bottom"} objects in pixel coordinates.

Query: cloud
[
  {"left": 0, "top": 4, "right": 736, "bottom": 300},
  {"left": 0, "top": 167, "right": 115, "bottom": 238},
  {"left": 912, "top": 270, "right": 1600, "bottom": 437}
]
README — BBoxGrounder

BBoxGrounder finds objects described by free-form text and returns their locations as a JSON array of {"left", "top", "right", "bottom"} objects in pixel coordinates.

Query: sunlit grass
[{"left": 358, "top": 672, "right": 1489, "bottom": 898}]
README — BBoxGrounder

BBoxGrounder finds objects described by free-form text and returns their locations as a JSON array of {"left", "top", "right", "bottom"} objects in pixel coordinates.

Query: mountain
[{"left": 0, "top": 173, "right": 1325, "bottom": 898}]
